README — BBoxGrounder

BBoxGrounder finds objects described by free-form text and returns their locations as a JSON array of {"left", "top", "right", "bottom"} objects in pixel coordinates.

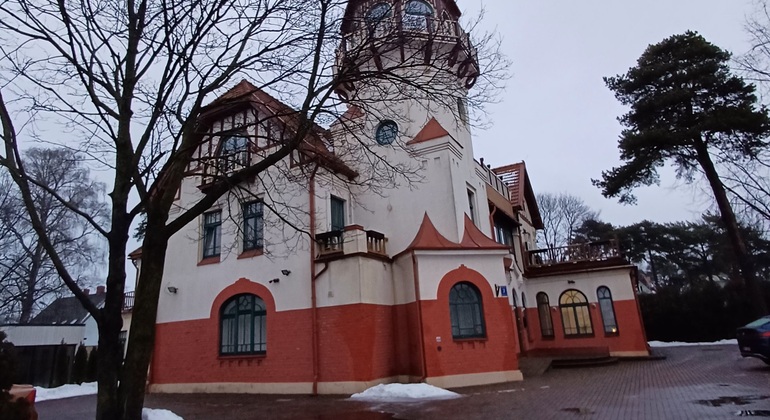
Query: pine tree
[{"left": 594, "top": 31, "right": 770, "bottom": 316}]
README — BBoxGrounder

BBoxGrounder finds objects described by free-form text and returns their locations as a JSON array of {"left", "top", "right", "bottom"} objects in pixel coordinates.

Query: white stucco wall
[{"left": 521, "top": 267, "right": 637, "bottom": 308}]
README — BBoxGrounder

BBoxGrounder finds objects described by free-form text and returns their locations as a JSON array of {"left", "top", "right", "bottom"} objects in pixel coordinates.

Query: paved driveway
[{"left": 36, "top": 345, "right": 770, "bottom": 419}]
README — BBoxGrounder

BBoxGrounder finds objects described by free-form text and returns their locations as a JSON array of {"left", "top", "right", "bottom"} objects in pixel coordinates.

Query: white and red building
[{"left": 139, "top": 0, "right": 648, "bottom": 395}]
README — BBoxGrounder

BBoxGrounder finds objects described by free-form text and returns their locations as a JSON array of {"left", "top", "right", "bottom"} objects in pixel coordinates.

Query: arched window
[
  {"left": 536, "top": 292, "right": 554, "bottom": 338},
  {"left": 403, "top": 0, "right": 433, "bottom": 31},
  {"left": 597, "top": 286, "right": 618, "bottom": 335},
  {"left": 366, "top": 2, "right": 392, "bottom": 24},
  {"left": 220, "top": 294, "right": 267, "bottom": 355},
  {"left": 449, "top": 282, "right": 485, "bottom": 339},
  {"left": 559, "top": 289, "right": 593, "bottom": 337},
  {"left": 218, "top": 135, "right": 249, "bottom": 172}
]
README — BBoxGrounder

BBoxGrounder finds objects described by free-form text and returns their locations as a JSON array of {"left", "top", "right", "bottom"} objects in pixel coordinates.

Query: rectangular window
[
  {"left": 467, "top": 189, "right": 477, "bottom": 223},
  {"left": 457, "top": 98, "right": 468, "bottom": 124},
  {"left": 494, "top": 224, "right": 514, "bottom": 247},
  {"left": 202, "top": 211, "right": 222, "bottom": 258},
  {"left": 242, "top": 201, "right": 264, "bottom": 251},
  {"left": 330, "top": 196, "right": 346, "bottom": 232}
]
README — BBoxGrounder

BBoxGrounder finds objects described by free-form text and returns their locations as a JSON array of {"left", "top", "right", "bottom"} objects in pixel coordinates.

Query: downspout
[
  {"left": 308, "top": 165, "right": 321, "bottom": 395},
  {"left": 488, "top": 206, "right": 497, "bottom": 241},
  {"left": 411, "top": 251, "right": 428, "bottom": 381}
]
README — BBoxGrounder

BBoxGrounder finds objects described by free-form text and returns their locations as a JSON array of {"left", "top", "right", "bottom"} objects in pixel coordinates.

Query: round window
[{"left": 375, "top": 120, "right": 398, "bottom": 145}]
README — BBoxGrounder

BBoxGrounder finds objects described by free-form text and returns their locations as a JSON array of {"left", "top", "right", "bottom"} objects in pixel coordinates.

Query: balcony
[
  {"left": 316, "top": 226, "right": 388, "bottom": 260},
  {"left": 122, "top": 291, "right": 135, "bottom": 312},
  {"left": 475, "top": 159, "right": 510, "bottom": 202},
  {"left": 525, "top": 240, "right": 627, "bottom": 277}
]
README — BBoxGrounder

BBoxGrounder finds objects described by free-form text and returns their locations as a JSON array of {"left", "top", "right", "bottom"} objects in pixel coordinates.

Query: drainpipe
[
  {"left": 488, "top": 206, "right": 497, "bottom": 241},
  {"left": 411, "top": 252, "right": 428, "bottom": 381},
  {"left": 309, "top": 165, "right": 321, "bottom": 395}
]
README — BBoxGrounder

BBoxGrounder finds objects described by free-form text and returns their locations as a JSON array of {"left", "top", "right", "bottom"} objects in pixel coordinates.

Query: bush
[
  {"left": 52, "top": 343, "right": 71, "bottom": 387},
  {"left": 0, "top": 332, "right": 33, "bottom": 420}
]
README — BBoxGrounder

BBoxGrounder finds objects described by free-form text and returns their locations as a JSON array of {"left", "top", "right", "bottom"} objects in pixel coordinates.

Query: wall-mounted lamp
[
  {"left": 567, "top": 280, "right": 576, "bottom": 285},
  {"left": 269, "top": 278, "right": 280, "bottom": 284},
  {"left": 167, "top": 286, "right": 178, "bottom": 294},
  {"left": 281, "top": 269, "right": 291, "bottom": 276}
]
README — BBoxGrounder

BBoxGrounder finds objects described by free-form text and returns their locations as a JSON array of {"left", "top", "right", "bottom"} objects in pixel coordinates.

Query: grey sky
[{"left": 467, "top": 0, "right": 758, "bottom": 226}]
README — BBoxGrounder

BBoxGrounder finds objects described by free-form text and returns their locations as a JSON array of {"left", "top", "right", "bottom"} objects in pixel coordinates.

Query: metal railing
[
  {"left": 339, "top": 16, "right": 473, "bottom": 56},
  {"left": 475, "top": 160, "right": 511, "bottom": 201},
  {"left": 527, "top": 240, "right": 622, "bottom": 268},
  {"left": 122, "top": 291, "right": 135, "bottom": 312}
]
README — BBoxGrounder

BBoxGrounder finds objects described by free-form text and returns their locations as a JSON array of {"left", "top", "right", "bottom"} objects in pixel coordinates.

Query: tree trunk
[
  {"left": 95, "top": 230, "right": 129, "bottom": 420},
  {"left": 118, "top": 212, "right": 170, "bottom": 420},
  {"left": 19, "top": 241, "right": 44, "bottom": 324},
  {"left": 694, "top": 139, "right": 768, "bottom": 317}
]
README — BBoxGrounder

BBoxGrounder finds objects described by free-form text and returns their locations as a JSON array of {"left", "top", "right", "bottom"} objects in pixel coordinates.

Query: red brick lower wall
[
  {"left": 524, "top": 299, "right": 648, "bottom": 354},
  {"left": 420, "top": 265, "right": 519, "bottom": 378},
  {"left": 151, "top": 270, "right": 522, "bottom": 387}
]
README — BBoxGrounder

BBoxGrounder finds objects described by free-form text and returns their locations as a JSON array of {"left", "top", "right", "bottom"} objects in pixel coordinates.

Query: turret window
[
  {"left": 218, "top": 135, "right": 249, "bottom": 173},
  {"left": 375, "top": 120, "right": 398, "bottom": 145},
  {"left": 403, "top": 0, "right": 433, "bottom": 31},
  {"left": 366, "top": 3, "right": 392, "bottom": 25}
]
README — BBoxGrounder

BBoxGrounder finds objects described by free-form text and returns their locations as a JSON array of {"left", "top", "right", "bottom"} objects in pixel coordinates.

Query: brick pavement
[{"left": 36, "top": 345, "right": 770, "bottom": 420}]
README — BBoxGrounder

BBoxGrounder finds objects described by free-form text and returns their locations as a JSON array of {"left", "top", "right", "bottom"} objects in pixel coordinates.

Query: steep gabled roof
[
  {"left": 405, "top": 213, "right": 463, "bottom": 251},
  {"left": 406, "top": 117, "right": 451, "bottom": 146},
  {"left": 201, "top": 80, "right": 357, "bottom": 179},
  {"left": 30, "top": 293, "right": 105, "bottom": 325},
  {"left": 399, "top": 213, "right": 508, "bottom": 258},
  {"left": 460, "top": 215, "right": 509, "bottom": 249},
  {"left": 493, "top": 161, "right": 544, "bottom": 229}
]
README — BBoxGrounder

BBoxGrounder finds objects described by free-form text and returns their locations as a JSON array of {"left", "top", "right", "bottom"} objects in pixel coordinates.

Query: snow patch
[
  {"left": 35, "top": 382, "right": 97, "bottom": 402},
  {"left": 349, "top": 383, "right": 461, "bottom": 401},
  {"left": 142, "top": 408, "right": 184, "bottom": 420},
  {"left": 648, "top": 339, "right": 738, "bottom": 347}
]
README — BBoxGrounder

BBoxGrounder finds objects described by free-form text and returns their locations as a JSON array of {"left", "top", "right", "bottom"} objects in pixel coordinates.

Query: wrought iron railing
[
  {"left": 527, "top": 240, "right": 622, "bottom": 268},
  {"left": 122, "top": 291, "right": 135, "bottom": 312}
]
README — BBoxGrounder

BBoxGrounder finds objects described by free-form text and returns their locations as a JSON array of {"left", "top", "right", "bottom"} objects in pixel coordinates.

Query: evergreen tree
[
  {"left": 86, "top": 348, "right": 98, "bottom": 383},
  {"left": 594, "top": 31, "right": 770, "bottom": 316},
  {"left": 72, "top": 345, "right": 88, "bottom": 384},
  {"left": 52, "top": 343, "right": 71, "bottom": 386}
]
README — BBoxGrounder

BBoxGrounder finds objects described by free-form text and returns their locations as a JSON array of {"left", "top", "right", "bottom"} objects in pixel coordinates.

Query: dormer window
[
  {"left": 403, "top": 0, "right": 433, "bottom": 31},
  {"left": 218, "top": 135, "right": 249, "bottom": 173}
]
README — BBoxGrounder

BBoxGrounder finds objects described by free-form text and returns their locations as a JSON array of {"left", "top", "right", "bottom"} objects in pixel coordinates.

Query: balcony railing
[
  {"left": 527, "top": 240, "right": 622, "bottom": 268},
  {"left": 122, "top": 291, "right": 135, "bottom": 312},
  {"left": 475, "top": 159, "right": 510, "bottom": 201},
  {"left": 316, "top": 226, "right": 388, "bottom": 259}
]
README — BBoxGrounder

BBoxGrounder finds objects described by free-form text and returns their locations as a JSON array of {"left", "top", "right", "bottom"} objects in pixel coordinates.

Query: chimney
[
  {"left": 96, "top": 286, "right": 106, "bottom": 294},
  {"left": 83, "top": 288, "right": 90, "bottom": 295}
]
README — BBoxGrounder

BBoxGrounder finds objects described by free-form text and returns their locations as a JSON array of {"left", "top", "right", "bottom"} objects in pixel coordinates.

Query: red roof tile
[
  {"left": 406, "top": 118, "right": 451, "bottom": 145},
  {"left": 405, "top": 213, "right": 462, "bottom": 250},
  {"left": 460, "top": 215, "right": 509, "bottom": 250}
]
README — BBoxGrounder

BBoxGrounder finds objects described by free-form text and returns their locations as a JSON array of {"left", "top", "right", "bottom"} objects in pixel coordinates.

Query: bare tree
[
  {"left": 536, "top": 192, "right": 599, "bottom": 248},
  {"left": 0, "top": 148, "right": 105, "bottom": 323},
  {"left": 0, "top": 1, "right": 506, "bottom": 419}
]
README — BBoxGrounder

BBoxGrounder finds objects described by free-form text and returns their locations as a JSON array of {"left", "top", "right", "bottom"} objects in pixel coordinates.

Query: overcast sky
[{"left": 466, "top": 0, "right": 759, "bottom": 226}]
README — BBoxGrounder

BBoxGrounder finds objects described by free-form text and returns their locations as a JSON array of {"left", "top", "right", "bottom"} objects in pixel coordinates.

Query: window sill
[
  {"left": 198, "top": 256, "right": 221, "bottom": 266},
  {"left": 564, "top": 333, "right": 595, "bottom": 339},
  {"left": 604, "top": 332, "right": 620, "bottom": 338},
  {"left": 452, "top": 336, "right": 488, "bottom": 343},
  {"left": 541, "top": 335, "right": 555, "bottom": 340},
  {"left": 238, "top": 248, "right": 264, "bottom": 259},
  {"left": 218, "top": 353, "right": 266, "bottom": 360}
]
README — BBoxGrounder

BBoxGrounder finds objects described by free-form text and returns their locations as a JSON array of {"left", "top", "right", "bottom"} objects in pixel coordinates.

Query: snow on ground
[
  {"left": 35, "top": 382, "right": 97, "bottom": 402},
  {"left": 142, "top": 408, "right": 184, "bottom": 420},
  {"left": 648, "top": 339, "right": 738, "bottom": 347},
  {"left": 349, "top": 383, "right": 461, "bottom": 401}
]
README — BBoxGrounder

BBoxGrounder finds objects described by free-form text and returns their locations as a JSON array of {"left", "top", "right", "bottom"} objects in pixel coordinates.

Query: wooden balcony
[
  {"left": 525, "top": 240, "right": 628, "bottom": 277},
  {"left": 316, "top": 226, "right": 388, "bottom": 260}
]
